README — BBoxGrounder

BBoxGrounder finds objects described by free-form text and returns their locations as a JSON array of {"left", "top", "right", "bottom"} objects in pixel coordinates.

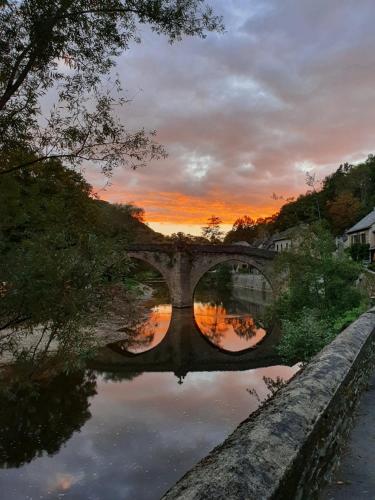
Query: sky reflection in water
[
  {"left": 0, "top": 280, "right": 289, "bottom": 499},
  {"left": 120, "top": 304, "right": 173, "bottom": 354},
  {"left": 194, "top": 302, "right": 266, "bottom": 352},
  {"left": 0, "top": 366, "right": 298, "bottom": 500},
  {"left": 118, "top": 300, "right": 268, "bottom": 355}
]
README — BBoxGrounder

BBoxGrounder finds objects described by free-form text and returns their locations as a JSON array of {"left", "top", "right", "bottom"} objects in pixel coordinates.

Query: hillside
[
  {"left": 95, "top": 200, "right": 166, "bottom": 244},
  {"left": 225, "top": 155, "right": 375, "bottom": 243}
]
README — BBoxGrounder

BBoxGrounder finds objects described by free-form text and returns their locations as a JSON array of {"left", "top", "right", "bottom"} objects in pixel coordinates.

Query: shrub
[
  {"left": 272, "top": 223, "right": 368, "bottom": 363},
  {"left": 348, "top": 243, "right": 370, "bottom": 262},
  {"left": 277, "top": 310, "right": 335, "bottom": 364}
]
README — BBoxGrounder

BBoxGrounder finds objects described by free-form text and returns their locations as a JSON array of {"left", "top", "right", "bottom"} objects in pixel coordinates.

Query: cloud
[
  {"left": 85, "top": 0, "right": 375, "bottom": 233},
  {"left": 1, "top": 366, "right": 297, "bottom": 499}
]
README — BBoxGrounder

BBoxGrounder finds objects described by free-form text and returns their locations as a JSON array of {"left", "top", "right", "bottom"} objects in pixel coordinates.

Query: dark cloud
[
  {"left": 0, "top": 367, "right": 296, "bottom": 499},
  {"left": 86, "top": 0, "right": 375, "bottom": 232}
]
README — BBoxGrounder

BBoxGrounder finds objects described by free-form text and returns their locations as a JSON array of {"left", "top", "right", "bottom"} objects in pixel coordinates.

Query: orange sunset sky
[{"left": 86, "top": 0, "right": 375, "bottom": 235}]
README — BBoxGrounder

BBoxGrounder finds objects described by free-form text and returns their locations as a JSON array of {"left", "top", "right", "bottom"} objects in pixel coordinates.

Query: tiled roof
[{"left": 347, "top": 208, "right": 375, "bottom": 234}]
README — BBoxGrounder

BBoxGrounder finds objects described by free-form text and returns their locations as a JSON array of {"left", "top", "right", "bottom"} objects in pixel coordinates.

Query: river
[{"left": 0, "top": 271, "right": 298, "bottom": 500}]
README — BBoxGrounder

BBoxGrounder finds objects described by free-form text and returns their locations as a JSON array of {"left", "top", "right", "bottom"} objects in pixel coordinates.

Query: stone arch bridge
[{"left": 127, "top": 244, "right": 277, "bottom": 308}]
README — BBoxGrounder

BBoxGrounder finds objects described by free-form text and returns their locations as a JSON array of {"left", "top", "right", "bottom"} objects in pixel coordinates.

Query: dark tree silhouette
[{"left": 0, "top": 370, "right": 97, "bottom": 468}]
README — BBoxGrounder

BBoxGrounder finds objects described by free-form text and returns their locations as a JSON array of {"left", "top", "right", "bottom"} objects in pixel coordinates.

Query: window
[
  {"left": 361, "top": 233, "right": 367, "bottom": 244},
  {"left": 352, "top": 234, "right": 360, "bottom": 245}
]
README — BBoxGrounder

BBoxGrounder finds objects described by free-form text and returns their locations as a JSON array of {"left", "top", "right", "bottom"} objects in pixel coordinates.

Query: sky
[{"left": 87, "top": 0, "right": 375, "bottom": 235}]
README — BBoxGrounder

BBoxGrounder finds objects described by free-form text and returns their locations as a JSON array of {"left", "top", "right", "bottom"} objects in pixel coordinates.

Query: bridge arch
[
  {"left": 126, "top": 245, "right": 277, "bottom": 308},
  {"left": 126, "top": 251, "right": 173, "bottom": 295},
  {"left": 190, "top": 254, "right": 274, "bottom": 296}
]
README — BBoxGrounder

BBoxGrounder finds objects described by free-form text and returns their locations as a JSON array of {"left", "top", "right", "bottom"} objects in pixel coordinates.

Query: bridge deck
[{"left": 127, "top": 243, "right": 276, "bottom": 260}]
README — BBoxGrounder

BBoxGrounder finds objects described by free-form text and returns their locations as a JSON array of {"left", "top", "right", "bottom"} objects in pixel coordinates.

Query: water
[
  {"left": 0, "top": 366, "right": 298, "bottom": 500},
  {"left": 0, "top": 274, "right": 298, "bottom": 499}
]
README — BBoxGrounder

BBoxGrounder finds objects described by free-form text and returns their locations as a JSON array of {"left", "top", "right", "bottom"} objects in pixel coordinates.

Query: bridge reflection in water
[{"left": 91, "top": 303, "right": 281, "bottom": 383}]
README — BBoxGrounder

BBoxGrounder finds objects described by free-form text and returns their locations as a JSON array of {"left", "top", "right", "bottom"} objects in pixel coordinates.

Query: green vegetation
[
  {"left": 0, "top": 158, "right": 152, "bottom": 361},
  {"left": 271, "top": 224, "right": 367, "bottom": 364},
  {"left": 225, "top": 156, "right": 375, "bottom": 243},
  {"left": 0, "top": 1, "right": 222, "bottom": 367},
  {"left": 1, "top": 1, "right": 222, "bottom": 177},
  {"left": 348, "top": 243, "right": 370, "bottom": 262}
]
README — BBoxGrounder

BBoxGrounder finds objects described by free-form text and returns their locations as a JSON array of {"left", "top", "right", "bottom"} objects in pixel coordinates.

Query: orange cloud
[{"left": 99, "top": 188, "right": 285, "bottom": 226}]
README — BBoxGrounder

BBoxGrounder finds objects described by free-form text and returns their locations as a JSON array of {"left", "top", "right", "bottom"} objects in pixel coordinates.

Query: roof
[
  {"left": 271, "top": 228, "right": 293, "bottom": 242},
  {"left": 347, "top": 208, "right": 375, "bottom": 234},
  {"left": 232, "top": 241, "right": 251, "bottom": 246}
]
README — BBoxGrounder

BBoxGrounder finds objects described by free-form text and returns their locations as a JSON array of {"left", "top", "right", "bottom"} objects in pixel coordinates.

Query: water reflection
[
  {"left": 194, "top": 302, "right": 266, "bottom": 352},
  {"left": 0, "top": 370, "right": 96, "bottom": 468},
  {"left": 0, "top": 264, "right": 293, "bottom": 499},
  {"left": 116, "top": 304, "right": 172, "bottom": 354},
  {"left": 0, "top": 366, "right": 298, "bottom": 500},
  {"left": 114, "top": 297, "right": 272, "bottom": 357}
]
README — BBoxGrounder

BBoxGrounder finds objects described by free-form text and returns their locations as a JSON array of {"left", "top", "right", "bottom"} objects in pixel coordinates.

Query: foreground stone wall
[{"left": 163, "top": 308, "right": 375, "bottom": 500}]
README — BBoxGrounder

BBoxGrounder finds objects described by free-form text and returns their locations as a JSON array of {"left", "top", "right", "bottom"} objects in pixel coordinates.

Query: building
[
  {"left": 270, "top": 229, "right": 293, "bottom": 252},
  {"left": 346, "top": 208, "right": 375, "bottom": 262}
]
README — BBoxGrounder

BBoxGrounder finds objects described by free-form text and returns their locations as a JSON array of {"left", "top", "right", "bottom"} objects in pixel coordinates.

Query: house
[
  {"left": 345, "top": 208, "right": 375, "bottom": 262},
  {"left": 270, "top": 228, "right": 294, "bottom": 252}
]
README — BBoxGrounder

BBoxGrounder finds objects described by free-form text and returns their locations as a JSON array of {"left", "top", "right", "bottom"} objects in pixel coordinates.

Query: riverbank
[{"left": 0, "top": 283, "right": 154, "bottom": 367}]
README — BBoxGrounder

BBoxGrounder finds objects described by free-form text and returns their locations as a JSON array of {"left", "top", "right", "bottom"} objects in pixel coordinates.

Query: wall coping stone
[{"left": 162, "top": 308, "right": 375, "bottom": 500}]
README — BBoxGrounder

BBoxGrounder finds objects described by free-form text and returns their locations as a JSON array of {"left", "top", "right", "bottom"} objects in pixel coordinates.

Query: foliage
[
  {"left": 0, "top": 158, "right": 140, "bottom": 360},
  {"left": 277, "top": 310, "right": 335, "bottom": 363},
  {"left": 326, "top": 192, "right": 362, "bottom": 236},
  {"left": 272, "top": 223, "right": 366, "bottom": 363},
  {"left": 225, "top": 215, "right": 257, "bottom": 243},
  {"left": 276, "top": 156, "right": 375, "bottom": 234},
  {"left": 225, "top": 214, "right": 276, "bottom": 244},
  {"left": 215, "top": 264, "right": 233, "bottom": 291},
  {"left": 226, "top": 155, "right": 375, "bottom": 242},
  {"left": 0, "top": 0, "right": 223, "bottom": 176},
  {"left": 201, "top": 215, "right": 224, "bottom": 243},
  {"left": 167, "top": 231, "right": 209, "bottom": 244},
  {"left": 348, "top": 243, "right": 370, "bottom": 262},
  {"left": 368, "top": 262, "right": 375, "bottom": 272},
  {"left": 0, "top": 369, "right": 97, "bottom": 468},
  {"left": 332, "top": 305, "right": 368, "bottom": 332}
]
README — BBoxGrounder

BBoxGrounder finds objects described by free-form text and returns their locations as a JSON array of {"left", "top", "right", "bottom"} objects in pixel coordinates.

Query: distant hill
[
  {"left": 95, "top": 200, "right": 166, "bottom": 244},
  {"left": 225, "top": 154, "right": 375, "bottom": 243}
]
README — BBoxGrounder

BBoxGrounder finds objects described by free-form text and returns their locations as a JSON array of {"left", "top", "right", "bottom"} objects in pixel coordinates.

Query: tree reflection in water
[
  {"left": 0, "top": 370, "right": 96, "bottom": 468},
  {"left": 194, "top": 302, "right": 266, "bottom": 352},
  {"left": 114, "top": 304, "right": 172, "bottom": 354}
]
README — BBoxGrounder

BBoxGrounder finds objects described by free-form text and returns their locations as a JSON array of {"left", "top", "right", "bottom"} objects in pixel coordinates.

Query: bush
[
  {"left": 272, "top": 223, "right": 367, "bottom": 363},
  {"left": 348, "top": 243, "right": 370, "bottom": 262},
  {"left": 277, "top": 310, "right": 335, "bottom": 364}
]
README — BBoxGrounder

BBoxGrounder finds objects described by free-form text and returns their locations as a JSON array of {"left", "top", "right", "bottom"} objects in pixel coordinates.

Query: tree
[
  {"left": 0, "top": 370, "right": 97, "bottom": 468},
  {"left": 225, "top": 215, "right": 257, "bottom": 244},
  {"left": 348, "top": 243, "right": 370, "bottom": 262},
  {"left": 168, "top": 232, "right": 208, "bottom": 244},
  {"left": 201, "top": 215, "right": 224, "bottom": 243},
  {"left": 326, "top": 192, "right": 362, "bottom": 235},
  {"left": 0, "top": 1, "right": 223, "bottom": 364},
  {"left": 272, "top": 223, "right": 366, "bottom": 363},
  {"left": 305, "top": 172, "right": 322, "bottom": 220},
  {"left": 0, "top": 0, "right": 223, "bottom": 175},
  {"left": 0, "top": 157, "right": 133, "bottom": 360}
]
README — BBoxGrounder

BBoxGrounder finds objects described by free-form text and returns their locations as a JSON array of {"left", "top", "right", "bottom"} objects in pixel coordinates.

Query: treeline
[
  {"left": 0, "top": 158, "right": 163, "bottom": 249},
  {"left": 225, "top": 155, "right": 375, "bottom": 243},
  {"left": 0, "top": 156, "right": 164, "bottom": 361}
]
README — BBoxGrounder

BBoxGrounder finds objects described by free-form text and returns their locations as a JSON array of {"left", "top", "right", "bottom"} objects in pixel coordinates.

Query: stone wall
[{"left": 162, "top": 308, "right": 375, "bottom": 500}]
